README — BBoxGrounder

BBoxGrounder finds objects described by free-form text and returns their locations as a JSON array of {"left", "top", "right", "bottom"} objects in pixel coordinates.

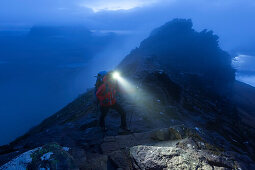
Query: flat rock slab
[{"left": 101, "top": 131, "right": 156, "bottom": 155}]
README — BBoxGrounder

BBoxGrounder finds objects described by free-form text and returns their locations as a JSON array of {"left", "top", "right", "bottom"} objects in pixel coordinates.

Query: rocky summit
[{"left": 0, "top": 19, "right": 255, "bottom": 170}]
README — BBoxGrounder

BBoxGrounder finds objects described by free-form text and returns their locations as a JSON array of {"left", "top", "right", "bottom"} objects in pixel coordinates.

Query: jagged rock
[
  {"left": 0, "top": 147, "right": 41, "bottom": 170},
  {"left": 27, "top": 143, "right": 77, "bottom": 170},
  {"left": 151, "top": 125, "right": 191, "bottom": 141},
  {"left": 130, "top": 145, "right": 179, "bottom": 169},
  {"left": 130, "top": 144, "right": 247, "bottom": 170},
  {"left": 151, "top": 128, "right": 171, "bottom": 141},
  {"left": 168, "top": 125, "right": 190, "bottom": 140},
  {"left": 0, "top": 143, "right": 78, "bottom": 170}
]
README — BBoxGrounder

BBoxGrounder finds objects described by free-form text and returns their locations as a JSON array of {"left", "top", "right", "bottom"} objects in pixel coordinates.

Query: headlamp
[{"left": 113, "top": 71, "right": 120, "bottom": 79}]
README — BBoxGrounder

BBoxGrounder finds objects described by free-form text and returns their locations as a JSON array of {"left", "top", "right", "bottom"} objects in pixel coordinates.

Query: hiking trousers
[{"left": 99, "top": 103, "right": 127, "bottom": 129}]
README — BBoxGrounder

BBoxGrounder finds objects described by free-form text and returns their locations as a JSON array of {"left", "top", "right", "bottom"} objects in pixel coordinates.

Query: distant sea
[
  {"left": 232, "top": 54, "right": 255, "bottom": 88},
  {"left": 236, "top": 72, "right": 255, "bottom": 87}
]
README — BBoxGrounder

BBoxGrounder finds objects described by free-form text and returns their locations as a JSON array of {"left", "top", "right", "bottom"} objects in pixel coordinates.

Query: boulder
[
  {"left": 151, "top": 128, "right": 170, "bottom": 141},
  {"left": 27, "top": 143, "right": 77, "bottom": 170},
  {"left": 0, "top": 147, "right": 41, "bottom": 170},
  {"left": 151, "top": 125, "right": 190, "bottom": 141},
  {"left": 0, "top": 143, "right": 78, "bottom": 170},
  {"left": 130, "top": 144, "right": 246, "bottom": 170}
]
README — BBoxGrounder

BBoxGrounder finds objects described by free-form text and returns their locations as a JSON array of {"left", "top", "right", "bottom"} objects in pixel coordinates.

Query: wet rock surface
[{"left": 130, "top": 144, "right": 243, "bottom": 170}]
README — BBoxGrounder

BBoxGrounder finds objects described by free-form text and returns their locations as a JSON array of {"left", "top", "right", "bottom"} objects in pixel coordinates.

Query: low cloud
[
  {"left": 0, "top": 0, "right": 254, "bottom": 53},
  {"left": 80, "top": 0, "right": 164, "bottom": 12}
]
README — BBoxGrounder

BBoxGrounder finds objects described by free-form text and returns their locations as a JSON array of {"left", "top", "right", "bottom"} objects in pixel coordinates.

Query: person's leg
[
  {"left": 112, "top": 103, "right": 127, "bottom": 129},
  {"left": 99, "top": 106, "right": 109, "bottom": 128}
]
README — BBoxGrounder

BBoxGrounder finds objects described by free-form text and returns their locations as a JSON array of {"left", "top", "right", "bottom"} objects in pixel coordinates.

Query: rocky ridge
[{"left": 0, "top": 19, "right": 255, "bottom": 169}]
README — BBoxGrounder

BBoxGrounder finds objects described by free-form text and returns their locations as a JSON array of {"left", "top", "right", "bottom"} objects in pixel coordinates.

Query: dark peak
[
  {"left": 150, "top": 18, "right": 194, "bottom": 37},
  {"left": 132, "top": 19, "right": 235, "bottom": 90}
]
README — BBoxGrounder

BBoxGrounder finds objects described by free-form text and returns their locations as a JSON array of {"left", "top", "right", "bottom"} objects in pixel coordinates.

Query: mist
[
  {"left": 0, "top": 0, "right": 255, "bottom": 145},
  {"left": 0, "top": 26, "right": 144, "bottom": 145}
]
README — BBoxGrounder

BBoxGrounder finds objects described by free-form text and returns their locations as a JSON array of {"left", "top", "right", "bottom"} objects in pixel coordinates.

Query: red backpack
[{"left": 96, "top": 76, "right": 118, "bottom": 107}]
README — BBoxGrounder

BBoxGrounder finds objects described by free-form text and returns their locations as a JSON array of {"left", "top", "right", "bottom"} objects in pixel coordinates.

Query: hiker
[{"left": 95, "top": 71, "right": 128, "bottom": 131}]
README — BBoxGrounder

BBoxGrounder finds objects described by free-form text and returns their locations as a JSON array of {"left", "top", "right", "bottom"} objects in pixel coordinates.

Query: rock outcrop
[
  {"left": 2, "top": 126, "right": 254, "bottom": 169},
  {"left": 130, "top": 143, "right": 251, "bottom": 170}
]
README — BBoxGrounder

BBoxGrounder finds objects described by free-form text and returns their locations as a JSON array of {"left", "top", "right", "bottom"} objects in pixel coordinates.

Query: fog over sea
[{"left": 233, "top": 54, "right": 255, "bottom": 87}]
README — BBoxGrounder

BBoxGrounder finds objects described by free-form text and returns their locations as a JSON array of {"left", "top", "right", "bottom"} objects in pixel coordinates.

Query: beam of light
[
  {"left": 113, "top": 73, "right": 151, "bottom": 101},
  {"left": 111, "top": 70, "right": 162, "bottom": 107},
  {"left": 117, "top": 76, "right": 136, "bottom": 95},
  {"left": 114, "top": 73, "right": 170, "bottom": 123},
  {"left": 111, "top": 72, "right": 141, "bottom": 101},
  {"left": 115, "top": 74, "right": 154, "bottom": 106}
]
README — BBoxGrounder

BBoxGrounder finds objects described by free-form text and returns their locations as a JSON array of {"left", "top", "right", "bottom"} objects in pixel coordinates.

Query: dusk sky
[{"left": 0, "top": 0, "right": 255, "bottom": 52}]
